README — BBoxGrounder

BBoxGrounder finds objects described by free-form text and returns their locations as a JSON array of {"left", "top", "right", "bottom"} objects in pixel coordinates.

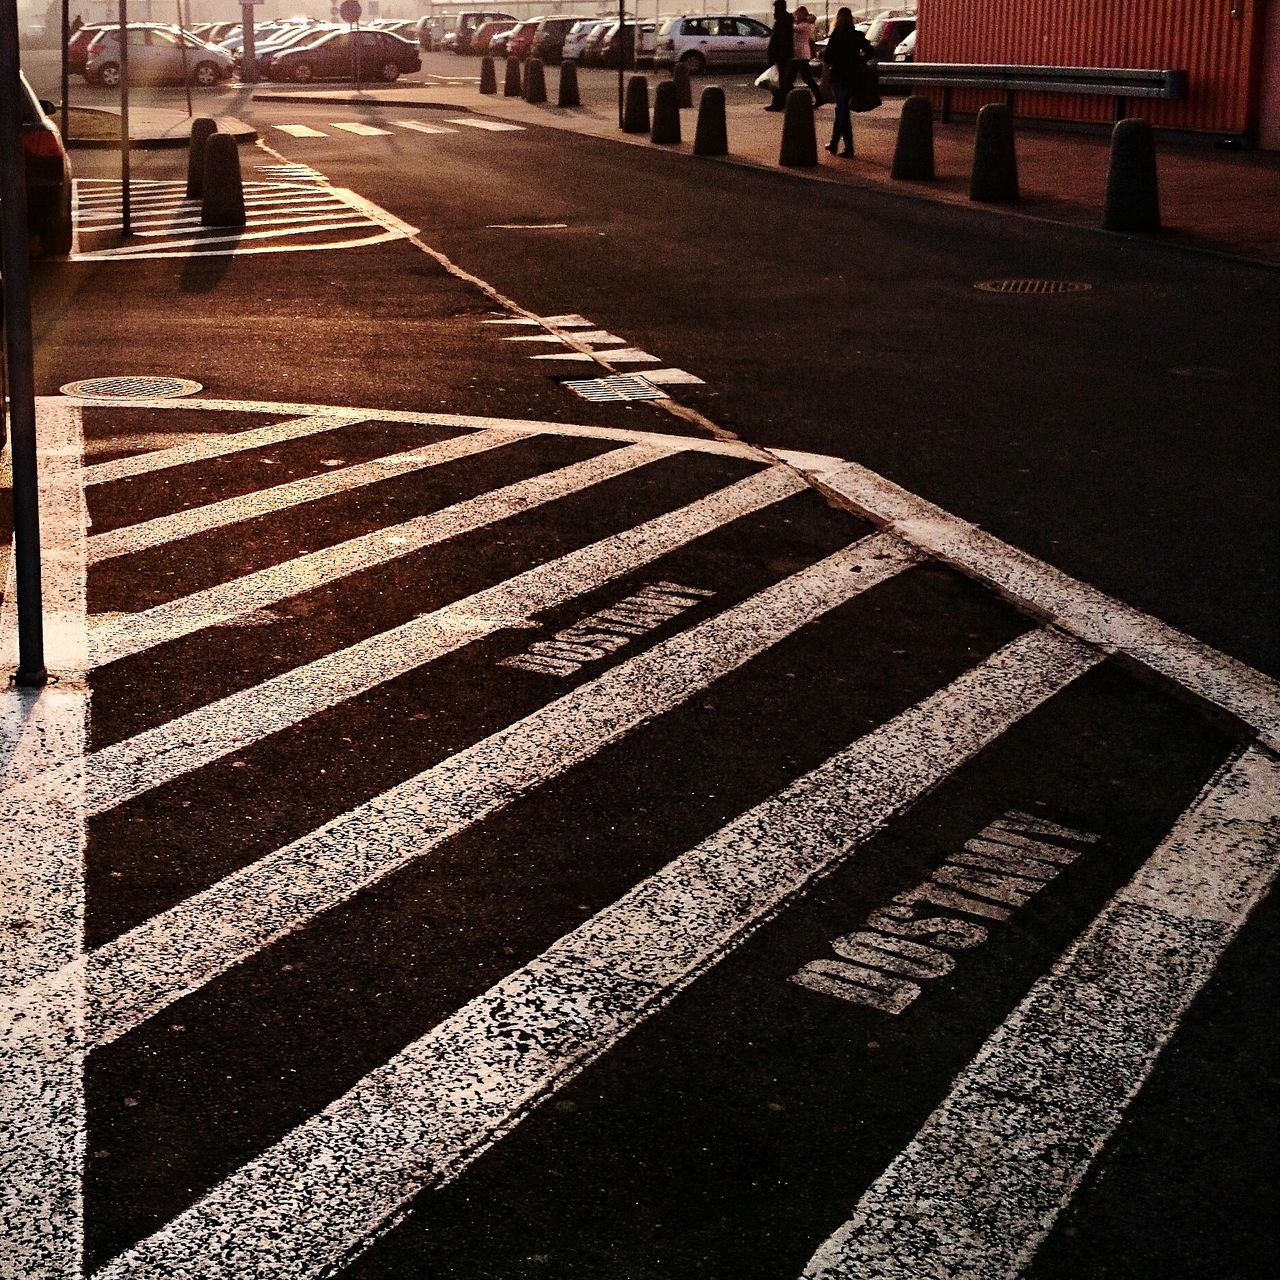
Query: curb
[
  {"left": 68, "top": 110, "right": 258, "bottom": 150},
  {"left": 248, "top": 92, "right": 462, "bottom": 111}
]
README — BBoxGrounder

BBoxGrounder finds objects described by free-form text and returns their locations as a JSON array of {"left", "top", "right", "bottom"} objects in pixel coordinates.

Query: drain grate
[
  {"left": 561, "top": 374, "right": 669, "bottom": 403},
  {"left": 60, "top": 375, "right": 203, "bottom": 400},
  {"left": 975, "top": 278, "right": 1092, "bottom": 295}
]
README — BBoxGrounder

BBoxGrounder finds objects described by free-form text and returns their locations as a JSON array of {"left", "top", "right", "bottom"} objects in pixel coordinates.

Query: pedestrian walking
[
  {"left": 821, "top": 6, "right": 875, "bottom": 156},
  {"left": 765, "top": 0, "right": 793, "bottom": 111},
  {"left": 789, "top": 6, "right": 826, "bottom": 107}
]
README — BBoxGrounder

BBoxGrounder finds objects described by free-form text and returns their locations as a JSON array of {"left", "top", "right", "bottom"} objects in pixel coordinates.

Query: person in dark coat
[
  {"left": 765, "top": 0, "right": 793, "bottom": 111},
  {"left": 821, "top": 6, "right": 874, "bottom": 155}
]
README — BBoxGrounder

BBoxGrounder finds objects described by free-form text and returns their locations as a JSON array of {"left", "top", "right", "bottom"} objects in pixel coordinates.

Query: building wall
[{"left": 917, "top": 0, "right": 1268, "bottom": 137}]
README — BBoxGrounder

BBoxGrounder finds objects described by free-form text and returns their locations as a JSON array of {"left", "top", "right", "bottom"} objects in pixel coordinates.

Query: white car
[
  {"left": 652, "top": 14, "right": 772, "bottom": 74},
  {"left": 561, "top": 17, "right": 607, "bottom": 63},
  {"left": 893, "top": 28, "right": 916, "bottom": 61},
  {"left": 85, "top": 25, "right": 234, "bottom": 87}
]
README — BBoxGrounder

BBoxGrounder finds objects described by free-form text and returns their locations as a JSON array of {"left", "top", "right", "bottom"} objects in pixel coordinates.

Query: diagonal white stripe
[
  {"left": 88, "top": 428, "right": 522, "bottom": 564},
  {"left": 92, "top": 628, "right": 1094, "bottom": 1280},
  {"left": 802, "top": 744, "right": 1279, "bottom": 1280},
  {"left": 389, "top": 119, "right": 458, "bottom": 134},
  {"left": 329, "top": 122, "right": 394, "bottom": 136},
  {"left": 273, "top": 125, "right": 328, "bottom": 137},
  {"left": 88, "top": 442, "right": 672, "bottom": 667},
  {"left": 444, "top": 117, "right": 525, "bottom": 131},
  {"left": 76, "top": 532, "right": 916, "bottom": 1052}
]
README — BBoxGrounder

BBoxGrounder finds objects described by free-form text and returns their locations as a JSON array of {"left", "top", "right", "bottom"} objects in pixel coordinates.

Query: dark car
[
  {"left": 254, "top": 23, "right": 338, "bottom": 78},
  {"left": 505, "top": 18, "right": 542, "bottom": 61},
  {"left": 451, "top": 11, "right": 517, "bottom": 55},
  {"left": 14, "top": 72, "right": 73, "bottom": 255},
  {"left": 529, "top": 15, "right": 592, "bottom": 65},
  {"left": 472, "top": 20, "right": 515, "bottom": 55},
  {"left": 864, "top": 14, "right": 915, "bottom": 60},
  {"left": 67, "top": 22, "right": 111, "bottom": 74},
  {"left": 270, "top": 28, "right": 421, "bottom": 83}
]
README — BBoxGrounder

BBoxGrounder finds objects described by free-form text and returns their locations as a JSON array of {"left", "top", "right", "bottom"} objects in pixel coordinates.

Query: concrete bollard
[
  {"left": 503, "top": 56, "right": 521, "bottom": 97},
  {"left": 622, "top": 74, "right": 650, "bottom": 134},
  {"left": 523, "top": 56, "right": 547, "bottom": 104},
  {"left": 651, "top": 80, "right": 681, "bottom": 144},
  {"left": 1102, "top": 118, "right": 1160, "bottom": 232},
  {"left": 891, "top": 95, "right": 935, "bottom": 180},
  {"left": 970, "top": 103, "right": 1019, "bottom": 201},
  {"left": 672, "top": 60, "right": 692, "bottom": 109},
  {"left": 558, "top": 58, "right": 580, "bottom": 108},
  {"left": 186, "top": 117, "right": 218, "bottom": 199},
  {"left": 779, "top": 87, "right": 818, "bottom": 167},
  {"left": 693, "top": 85, "right": 728, "bottom": 156},
  {"left": 479, "top": 54, "right": 497, "bottom": 94},
  {"left": 201, "top": 133, "right": 245, "bottom": 228}
]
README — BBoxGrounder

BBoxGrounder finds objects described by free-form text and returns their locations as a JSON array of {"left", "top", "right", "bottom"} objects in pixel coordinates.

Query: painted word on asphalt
[{"left": 792, "top": 811, "right": 1102, "bottom": 1014}]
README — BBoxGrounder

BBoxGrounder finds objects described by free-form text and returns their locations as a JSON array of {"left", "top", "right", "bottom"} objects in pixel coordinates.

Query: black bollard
[
  {"left": 672, "top": 60, "right": 692, "bottom": 109},
  {"left": 201, "top": 133, "right": 245, "bottom": 228},
  {"left": 503, "top": 56, "right": 521, "bottom": 97},
  {"left": 1102, "top": 118, "right": 1160, "bottom": 232},
  {"left": 779, "top": 87, "right": 817, "bottom": 167},
  {"left": 523, "top": 56, "right": 547, "bottom": 104},
  {"left": 970, "top": 103, "right": 1019, "bottom": 201},
  {"left": 622, "top": 74, "right": 650, "bottom": 134},
  {"left": 651, "top": 80, "right": 681, "bottom": 144},
  {"left": 558, "top": 58, "right": 580, "bottom": 108},
  {"left": 186, "top": 117, "right": 218, "bottom": 199},
  {"left": 479, "top": 54, "right": 497, "bottom": 94},
  {"left": 891, "top": 95, "right": 935, "bottom": 180},
  {"left": 693, "top": 85, "right": 728, "bottom": 156}
]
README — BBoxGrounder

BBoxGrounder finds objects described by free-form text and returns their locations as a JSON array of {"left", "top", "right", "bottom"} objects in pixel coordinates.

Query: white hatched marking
[
  {"left": 532, "top": 347, "right": 660, "bottom": 363},
  {"left": 88, "top": 442, "right": 672, "bottom": 667},
  {"left": 641, "top": 368, "right": 706, "bottom": 386},
  {"left": 482, "top": 314, "right": 592, "bottom": 327},
  {"left": 444, "top": 117, "right": 525, "bottom": 131},
  {"left": 505, "top": 331, "right": 624, "bottom": 345},
  {"left": 88, "top": 429, "right": 521, "bottom": 564},
  {"left": 93, "top": 628, "right": 1092, "bottom": 1280},
  {"left": 329, "top": 122, "right": 394, "bottom": 136},
  {"left": 803, "top": 745, "right": 1279, "bottom": 1280},
  {"left": 390, "top": 119, "right": 458, "bottom": 135},
  {"left": 274, "top": 124, "right": 328, "bottom": 138},
  {"left": 0, "top": 402, "right": 88, "bottom": 1280}
]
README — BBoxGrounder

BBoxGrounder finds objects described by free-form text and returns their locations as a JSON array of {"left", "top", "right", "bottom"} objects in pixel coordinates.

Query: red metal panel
[{"left": 917, "top": 0, "right": 1263, "bottom": 134}]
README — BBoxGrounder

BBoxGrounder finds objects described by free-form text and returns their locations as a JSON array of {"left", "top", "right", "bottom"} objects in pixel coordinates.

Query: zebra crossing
[
  {"left": 273, "top": 117, "right": 526, "bottom": 141},
  {"left": 2, "top": 393, "right": 1277, "bottom": 1278}
]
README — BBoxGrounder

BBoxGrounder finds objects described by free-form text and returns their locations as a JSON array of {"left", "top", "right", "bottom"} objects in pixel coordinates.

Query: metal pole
[
  {"left": 0, "top": 1, "right": 48, "bottom": 685},
  {"left": 176, "top": 2, "right": 192, "bottom": 116},
  {"left": 354, "top": 18, "right": 361, "bottom": 91},
  {"left": 119, "top": 0, "right": 130, "bottom": 236},
  {"left": 241, "top": 3, "right": 257, "bottom": 85},
  {"left": 616, "top": 0, "right": 623, "bottom": 127},
  {"left": 60, "top": 0, "right": 69, "bottom": 144}
]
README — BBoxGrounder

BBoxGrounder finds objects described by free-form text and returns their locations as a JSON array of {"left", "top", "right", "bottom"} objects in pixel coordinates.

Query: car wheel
[
  {"left": 192, "top": 60, "right": 219, "bottom": 87},
  {"left": 379, "top": 60, "right": 400, "bottom": 82},
  {"left": 292, "top": 61, "right": 313, "bottom": 83},
  {"left": 97, "top": 61, "right": 120, "bottom": 88},
  {"left": 680, "top": 51, "right": 706, "bottom": 75}
]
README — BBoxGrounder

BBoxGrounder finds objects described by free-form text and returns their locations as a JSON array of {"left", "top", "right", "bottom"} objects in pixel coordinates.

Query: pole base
[{"left": 10, "top": 667, "right": 50, "bottom": 688}]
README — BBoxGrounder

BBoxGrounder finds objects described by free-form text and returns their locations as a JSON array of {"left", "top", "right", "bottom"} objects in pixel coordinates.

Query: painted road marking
[
  {"left": 531, "top": 347, "right": 660, "bottom": 363},
  {"left": 88, "top": 441, "right": 673, "bottom": 667},
  {"left": 87, "top": 428, "right": 521, "bottom": 564},
  {"left": 93, "top": 628, "right": 1091, "bottom": 1280},
  {"left": 273, "top": 124, "right": 328, "bottom": 138},
  {"left": 485, "top": 222, "right": 569, "bottom": 229},
  {"left": 0, "top": 402, "right": 87, "bottom": 1280},
  {"left": 444, "top": 117, "right": 525, "bottom": 132},
  {"left": 505, "top": 330, "right": 625, "bottom": 345},
  {"left": 640, "top": 368, "right": 706, "bottom": 386},
  {"left": 329, "top": 122, "right": 394, "bottom": 136},
  {"left": 802, "top": 745, "right": 1279, "bottom": 1280},
  {"left": 391, "top": 119, "right": 459, "bottom": 135},
  {"left": 482, "top": 314, "right": 593, "bottom": 327}
]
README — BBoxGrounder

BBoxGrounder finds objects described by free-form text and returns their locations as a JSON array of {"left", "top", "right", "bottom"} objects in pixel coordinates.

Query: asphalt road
[{"left": 5, "top": 68, "right": 1277, "bottom": 1280}]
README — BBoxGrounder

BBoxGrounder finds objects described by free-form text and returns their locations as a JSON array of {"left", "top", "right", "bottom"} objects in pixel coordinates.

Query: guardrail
[{"left": 875, "top": 63, "right": 1188, "bottom": 124}]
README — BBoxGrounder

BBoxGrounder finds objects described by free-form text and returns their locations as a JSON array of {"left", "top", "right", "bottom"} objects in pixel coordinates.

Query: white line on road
[
  {"left": 390, "top": 119, "right": 459, "bottom": 135},
  {"left": 485, "top": 222, "right": 569, "bottom": 229},
  {"left": 87, "top": 428, "right": 522, "bottom": 564},
  {"left": 444, "top": 117, "right": 525, "bottom": 131},
  {"left": 802, "top": 744, "right": 1280, "bottom": 1280},
  {"left": 329, "top": 122, "right": 394, "bottom": 136},
  {"left": 88, "top": 441, "right": 672, "bottom": 667},
  {"left": 273, "top": 124, "right": 328, "bottom": 137},
  {"left": 0, "top": 402, "right": 88, "bottom": 1280},
  {"left": 481, "top": 314, "right": 592, "bottom": 327},
  {"left": 93, "top": 628, "right": 1092, "bottom": 1280},
  {"left": 531, "top": 347, "right": 660, "bottom": 363}
]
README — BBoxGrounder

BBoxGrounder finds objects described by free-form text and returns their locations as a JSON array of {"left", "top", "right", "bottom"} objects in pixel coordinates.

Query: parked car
[
  {"left": 893, "top": 27, "right": 916, "bottom": 61},
  {"left": 864, "top": 14, "right": 915, "bottom": 60},
  {"left": 529, "top": 15, "right": 592, "bottom": 65},
  {"left": 450, "top": 11, "right": 517, "bottom": 55},
  {"left": 16, "top": 71, "right": 72, "bottom": 256},
  {"left": 652, "top": 14, "right": 772, "bottom": 74},
  {"left": 576, "top": 20, "right": 615, "bottom": 66},
  {"left": 269, "top": 28, "right": 421, "bottom": 83},
  {"left": 488, "top": 26, "right": 515, "bottom": 58},
  {"left": 560, "top": 17, "right": 604, "bottom": 63},
  {"left": 254, "top": 24, "right": 339, "bottom": 78},
  {"left": 85, "top": 26, "right": 234, "bottom": 87},
  {"left": 507, "top": 18, "right": 543, "bottom": 61},
  {"left": 67, "top": 22, "right": 112, "bottom": 74},
  {"left": 472, "top": 20, "right": 516, "bottom": 55}
]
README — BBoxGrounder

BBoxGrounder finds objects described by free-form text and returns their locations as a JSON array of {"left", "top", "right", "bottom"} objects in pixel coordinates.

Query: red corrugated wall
[{"left": 917, "top": 0, "right": 1265, "bottom": 135}]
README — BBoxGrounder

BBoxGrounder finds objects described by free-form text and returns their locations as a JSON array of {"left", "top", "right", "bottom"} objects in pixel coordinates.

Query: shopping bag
[{"left": 754, "top": 65, "right": 781, "bottom": 92}]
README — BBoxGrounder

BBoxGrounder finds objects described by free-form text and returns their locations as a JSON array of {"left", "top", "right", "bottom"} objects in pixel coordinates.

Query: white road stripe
[
  {"left": 482, "top": 314, "right": 592, "bottom": 327},
  {"left": 642, "top": 368, "right": 706, "bottom": 386},
  {"left": 88, "top": 442, "right": 671, "bottom": 667},
  {"left": 390, "top": 119, "right": 458, "bottom": 134},
  {"left": 87, "top": 431, "right": 519, "bottom": 564},
  {"left": 802, "top": 744, "right": 1279, "bottom": 1280},
  {"left": 532, "top": 347, "right": 660, "bottom": 363},
  {"left": 77, "top": 535, "right": 915, "bottom": 1052},
  {"left": 505, "top": 331, "right": 624, "bottom": 345},
  {"left": 82, "top": 412, "right": 371, "bottom": 486},
  {"left": 787, "top": 455, "right": 1280, "bottom": 751},
  {"left": 274, "top": 124, "right": 328, "bottom": 137},
  {"left": 0, "top": 402, "right": 88, "bottom": 1280},
  {"left": 329, "top": 122, "right": 393, "bottom": 136},
  {"left": 94, "top": 628, "right": 1092, "bottom": 1280},
  {"left": 132, "top": 208, "right": 361, "bottom": 238},
  {"left": 444, "top": 117, "right": 525, "bottom": 131}
]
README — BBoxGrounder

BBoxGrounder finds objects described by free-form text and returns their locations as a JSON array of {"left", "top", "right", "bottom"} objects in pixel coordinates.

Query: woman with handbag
[{"left": 821, "top": 6, "right": 875, "bottom": 155}]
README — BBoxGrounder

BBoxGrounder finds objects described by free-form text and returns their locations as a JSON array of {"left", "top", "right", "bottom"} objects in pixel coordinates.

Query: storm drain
[
  {"left": 60, "top": 376, "right": 203, "bottom": 400},
  {"left": 975, "top": 279, "right": 1092, "bottom": 295},
  {"left": 561, "top": 374, "right": 669, "bottom": 403}
]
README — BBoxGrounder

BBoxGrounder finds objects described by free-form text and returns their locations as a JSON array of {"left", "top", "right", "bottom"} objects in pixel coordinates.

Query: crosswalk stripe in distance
[{"left": 270, "top": 118, "right": 523, "bottom": 140}]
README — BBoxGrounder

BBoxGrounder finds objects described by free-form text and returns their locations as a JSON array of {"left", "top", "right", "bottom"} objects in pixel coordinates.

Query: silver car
[{"left": 85, "top": 25, "right": 234, "bottom": 87}]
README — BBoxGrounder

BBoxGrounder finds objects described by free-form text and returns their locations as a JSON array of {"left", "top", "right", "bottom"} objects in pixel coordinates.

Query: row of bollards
[
  {"left": 622, "top": 75, "right": 728, "bottom": 157},
  {"left": 186, "top": 117, "right": 244, "bottom": 228}
]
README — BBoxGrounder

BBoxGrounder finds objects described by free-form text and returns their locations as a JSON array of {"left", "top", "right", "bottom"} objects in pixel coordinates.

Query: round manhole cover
[
  {"left": 60, "top": 375, "right": 203, "bottom": 400},
  {"left": 975, "top": 279, "right": 1092, "bottom": 295}
]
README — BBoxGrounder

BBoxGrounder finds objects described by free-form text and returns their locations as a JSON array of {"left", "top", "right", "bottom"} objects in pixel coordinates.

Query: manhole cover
[
  {"left": 974, "top": 279, "right": 1092, "bottom": 295},
  {"left": 60, "top": 376, "right": 203, "bottom": 400},
  {"left": 562, "top": 374, "right": 669, "bottom": 404}
]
